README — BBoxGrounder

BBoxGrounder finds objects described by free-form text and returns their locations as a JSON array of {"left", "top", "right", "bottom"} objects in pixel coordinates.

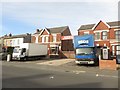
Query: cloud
[
  {"left": 2, "top": 2, "right": 118, "bottom": 35},
  {"left": 1, "top": 0, "right": 119, "bottom": 2}
]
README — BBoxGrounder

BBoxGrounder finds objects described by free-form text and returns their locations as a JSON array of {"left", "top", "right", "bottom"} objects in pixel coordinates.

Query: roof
[
  {"left": 78, "top": 24, "right": 95, "bottom": 30},
  {"left": 3, "top": 33, "right": 31, "bottom": 39},
  {"left": 78, "top": 21, "right": 120, "bottom": 31},
  {"left": 46, "top": 26, "right": 69, "bottom": 34},
  {"left": 107, "top": 21, "right": 120, "bottom": 27}
]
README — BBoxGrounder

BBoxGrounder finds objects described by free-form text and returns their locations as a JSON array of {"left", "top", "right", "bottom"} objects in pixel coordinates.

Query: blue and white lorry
[{"left": 74, "top": 34, "right": 98, "bottom": 65}]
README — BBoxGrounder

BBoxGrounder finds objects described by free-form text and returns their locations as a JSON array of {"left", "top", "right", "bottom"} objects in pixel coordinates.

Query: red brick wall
[
  {"left": 94, "top": 21, "right": 109, "bottom": 30},
  {"left": 99, "top": 59, "right": 117, "bottom": 70},
  {"left": 31, "top": 36, "right": 36, "bottom": 43},
  {"left": 109, "top": 28, "right": 115, "bottom": 39},
  {"left": 49, "top": 34, "right": 53, "bottom": 42},
  {"left": 38, "top": 36, "right": 42, "bottom": 43}
]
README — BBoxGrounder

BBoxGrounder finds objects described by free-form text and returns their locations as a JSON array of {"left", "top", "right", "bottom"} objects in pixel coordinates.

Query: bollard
[{"left": 7, "top": 54, "right": 11, "bottom": 62}]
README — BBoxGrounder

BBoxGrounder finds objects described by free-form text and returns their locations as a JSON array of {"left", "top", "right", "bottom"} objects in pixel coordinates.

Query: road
[{"left": 2, "top": 61, "right": 119, "bottom": 88}]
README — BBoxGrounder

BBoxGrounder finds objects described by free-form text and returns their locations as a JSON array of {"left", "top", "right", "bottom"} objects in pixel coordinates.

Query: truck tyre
[{"left": 23, "top": 57, "right": 27, "bottom": 61}]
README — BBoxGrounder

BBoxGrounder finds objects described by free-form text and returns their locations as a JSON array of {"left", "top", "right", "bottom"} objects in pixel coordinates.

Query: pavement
[{"left": 36, "top": 59, "right": 75, "bottom": 66}]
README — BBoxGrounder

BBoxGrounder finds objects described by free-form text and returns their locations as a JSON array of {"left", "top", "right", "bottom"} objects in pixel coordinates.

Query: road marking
[
  {"left": 95, "top": 74, "right": 118, "bottom": 78},
  {"left": 73, "top": 70, "right": 86, "bottom": 74}
]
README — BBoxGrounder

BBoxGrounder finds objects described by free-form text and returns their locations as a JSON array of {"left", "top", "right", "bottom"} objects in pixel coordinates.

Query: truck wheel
[{"left": 24, "top": 57, "right": 27, "bottom": 61}]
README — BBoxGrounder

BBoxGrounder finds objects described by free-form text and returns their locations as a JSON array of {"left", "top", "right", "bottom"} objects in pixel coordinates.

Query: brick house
[
  {"left": 78, "top": 20, "right": 120, "bottom": 60},
  {"left": 32, "top": 26, "right": 74, "bottom": 58}
]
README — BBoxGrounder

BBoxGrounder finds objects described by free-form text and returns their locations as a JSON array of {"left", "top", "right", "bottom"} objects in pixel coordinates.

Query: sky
[{"left": 0, "top": 0, "right": 119, "bottom": 36}]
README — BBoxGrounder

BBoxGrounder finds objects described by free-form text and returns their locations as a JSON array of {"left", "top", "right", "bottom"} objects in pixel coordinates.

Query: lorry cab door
[{"left": 102, "top": 48, "right": 108, "bottom": 59}]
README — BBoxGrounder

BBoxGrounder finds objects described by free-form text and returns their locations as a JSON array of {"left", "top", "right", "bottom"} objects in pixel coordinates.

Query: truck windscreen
[
  {"left": 76, "top": 48, "right": 94, "bottom": 55},
  {"left": 13, "top": 48, "right": 21, "bottom": 53}
]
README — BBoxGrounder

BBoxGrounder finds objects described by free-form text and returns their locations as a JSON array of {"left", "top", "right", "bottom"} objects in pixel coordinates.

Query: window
[
  {"left": 46, "top": 36, "right": 49, "bottom": 42},
  {"left": 112, "top": 45, "right": 115, "bottom": 56},
  {"left": 17, "top": 39, "right": 20, "bottom": 45},
  {"left": 10, "top": 40, "right": 12, "bottom": 46},
  {"left": 95, "top": 32, "right": 100, "bottom": 40},
  {"left": 42, "top": 36, "right": 45, "bottom": 43},
  {"left": 53, "top": 36, "right": 56, "bottom": 42},
  {"left": 115, "top": 30, "right": 120, "bottom": 40},
  {"left": 102, "top": 31, "right": 107, "bottom": 40},
  {"left": 116, "top": 45, "right": 120, "bottom": 55},
  {"left": 53, "top": 34, "right": 56, "bottom": 42},
  {"left": 84, "top": 32, "right": 89, "bottom": 35},
  {"left": 50, "top": 47, "right": 59, "bottom": 55}
]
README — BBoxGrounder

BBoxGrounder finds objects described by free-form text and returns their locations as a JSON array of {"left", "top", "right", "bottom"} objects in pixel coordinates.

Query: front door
[{"left": 102, "top": 48, "right": 108, "bottom": 59}]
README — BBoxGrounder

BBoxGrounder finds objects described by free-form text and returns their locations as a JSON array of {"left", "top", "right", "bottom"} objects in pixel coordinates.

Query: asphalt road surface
[{"left": 2, "top": 61, "right": 118, "bottom": 88}]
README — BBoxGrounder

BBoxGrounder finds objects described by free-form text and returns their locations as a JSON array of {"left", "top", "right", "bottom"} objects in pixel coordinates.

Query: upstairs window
[
  {"left": 95, "top": 32, "right": 100, "bottom": 40},
  {"left": 17, "top": 39, "right": 20, "bottom": 45},
  {"left": 84, "top": 32, "right": 89, "bottom": 35},
  {"left": 42, "top": 36, "right": 45, "bottom": 43},
  {"left": 45, "top": 36, "right": 49, "bottom": 42},
  {"left": 115, "top": 30, "right": 120, "bottom": 40},
  {"left": 42, "top": 36, "right": 49, "bottom": 43},
  {"left": 102, "top": 31, "right": 107, "bottom": 40},
  {"left": 53, "top": 36, "right": 56, "bottom": 42},
  {"left": 53, "top": 34, "right": 56, "bottom": 42}
]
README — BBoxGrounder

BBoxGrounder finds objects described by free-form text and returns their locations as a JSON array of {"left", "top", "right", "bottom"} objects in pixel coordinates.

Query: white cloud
[
  {"left": 1, "top": 0, "right": 119, "bottom": 2},
  {"left": 2, "top": 2, "right": 118, "bottom": 35}
]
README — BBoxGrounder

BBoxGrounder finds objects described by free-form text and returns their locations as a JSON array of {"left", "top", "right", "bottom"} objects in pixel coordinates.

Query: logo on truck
[{"left": 78, "top": 40, "right": 89, "bottom": 44}]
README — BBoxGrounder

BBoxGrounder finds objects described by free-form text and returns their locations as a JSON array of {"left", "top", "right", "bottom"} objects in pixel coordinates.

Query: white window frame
[
  {"left": 102, "top": 31, "right": 108, "bottom": 40},
  {"left": 116, "top": 45, "right": 120, "bottom": 55},
  {"left": 42, "top": 36, "right": 45, "bottom": 43},
  {"left": 84, "top": 32, "right": 89, "bottom": 35},
  {"left": 46, "top": 36, "right": 49, "bottom": 43},
  {"left": 112, "top": 45, "right": 115, "bottom": 56},
  {"left": 115, "top": 30, "right": 120, "bottom": 40},
  {"left": 95, "top": 32, "right": 101, "bottom": 40},
  {"left": 52, "top": 34, "right": 57, "bottom": 42}
]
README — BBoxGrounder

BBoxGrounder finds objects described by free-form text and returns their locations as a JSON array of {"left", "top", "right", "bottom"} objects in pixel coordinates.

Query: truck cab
[
  {"left": 75, "top": 47, "right": 96, "bottom": 64},
  {"left": 12, "top": 47, "right": 26, "bottom": 60}
]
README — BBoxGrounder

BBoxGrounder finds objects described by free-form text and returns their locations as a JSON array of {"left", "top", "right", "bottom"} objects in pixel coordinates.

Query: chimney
[
  {"left": 9, "top": 33, "right": 12, "bottom": 37},
  {"left": 26, "top": 33, "right": 29, "bottom": 35},
  {"left": 36, "top": 29, "right": 39, "bottom": 33}
]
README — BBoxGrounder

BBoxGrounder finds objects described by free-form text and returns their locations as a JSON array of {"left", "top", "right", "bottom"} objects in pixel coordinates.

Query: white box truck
[{"left": 12, "top": 43, "right": 48, "bottom": 60}]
